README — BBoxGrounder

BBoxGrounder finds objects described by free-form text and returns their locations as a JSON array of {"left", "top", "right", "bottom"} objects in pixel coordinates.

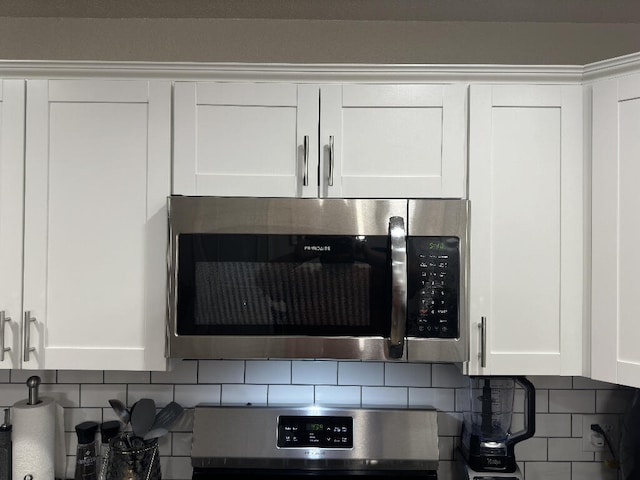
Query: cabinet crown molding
[{"left": 0, "top": 60, "right": 589, "bottom": 83}]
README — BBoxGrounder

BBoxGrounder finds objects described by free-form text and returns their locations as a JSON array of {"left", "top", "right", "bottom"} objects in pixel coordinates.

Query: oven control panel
[
  {"left": 407, "top": 236, "right": 460, "bottom": 339},
  {"left": 277, "top": 416, "right": 353, "bottom": 448}
]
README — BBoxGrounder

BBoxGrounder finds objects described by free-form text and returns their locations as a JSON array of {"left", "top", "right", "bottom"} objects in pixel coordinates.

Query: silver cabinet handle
[
  {"left": 480, "top": 316, "right": 487, "bottom": 368},
  {"left": 328, "top": 135, "right": 334, "bottom": 187},
  {"left": 302, "top": 135, "right": 309, "bottom": 186},
  {"left": 388, "top": 216, "right": 407, "bottom": 358},
  {"left": 0, "top": 311, "right": 10, "bottom": 361},
  {"left": 23, "top": 311, "right": 36, "bottom": 362}
]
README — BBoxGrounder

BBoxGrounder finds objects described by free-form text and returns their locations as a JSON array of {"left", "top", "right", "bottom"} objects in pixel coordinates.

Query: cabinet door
[
  {"left": 174, "top": 82, "right": 318, "bottom": 197},
  {"left": 0, "top": 80, "right": 25, "bottom": 369},
  {"left": 320, "top": 84, "right": 467, "bottom": 198},
  {"left": 22, "top": 79, "right": 171, "bottom": 370},
  {"left": 467, "top": 84, "right": 584, "bottom": 375},
  {"left": 591, "top": 73, "right": 640, "bottom": 388}
]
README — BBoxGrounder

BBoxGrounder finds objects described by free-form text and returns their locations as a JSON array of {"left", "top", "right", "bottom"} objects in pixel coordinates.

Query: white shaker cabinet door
[
  {"left": 22, "top": 79, "right": 171, "bottom": 371},
  {"left": 173, "top": 81, "right": 319, "bottom": 198},
  {"left": 591, "top": 73, "right": 640, "bottom": 388},
  {"left": 0, "top": 80, "right": 25, "bottom": 369},
  {"left": 467, "top": 84, "right": 584, "bottom": 376},
  {"left": 320, "top": 83, "right": 467, "bottom": 198}
]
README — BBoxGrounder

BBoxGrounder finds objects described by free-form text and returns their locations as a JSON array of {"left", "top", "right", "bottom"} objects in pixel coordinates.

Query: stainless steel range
[{"left": 191, "top": 405, "right": 439, "bottom": 479}]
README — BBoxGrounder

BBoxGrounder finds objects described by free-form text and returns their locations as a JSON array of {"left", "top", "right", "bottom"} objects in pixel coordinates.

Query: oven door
[{"left": 167, "top": 197, "right": 408, "bottom": 360}]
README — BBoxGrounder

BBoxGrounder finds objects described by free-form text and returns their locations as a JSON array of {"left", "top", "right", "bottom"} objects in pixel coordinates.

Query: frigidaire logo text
[{"left": 304, "top": 245, "right": 331, "bottom": 252}]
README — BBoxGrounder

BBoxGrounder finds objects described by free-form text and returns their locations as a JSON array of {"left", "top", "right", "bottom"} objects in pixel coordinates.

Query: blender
[{"left": 459, "top": 376, "right": 535, "bottom": 479}]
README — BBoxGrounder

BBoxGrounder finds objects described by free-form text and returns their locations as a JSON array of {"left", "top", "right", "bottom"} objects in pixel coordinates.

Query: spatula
[{"left": 130, "top": 398, "right": 156, "bottom": 438}]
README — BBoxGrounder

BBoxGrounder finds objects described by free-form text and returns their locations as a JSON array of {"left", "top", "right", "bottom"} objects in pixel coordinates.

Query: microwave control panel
[
  {"left": 407, "top": 236, "right": 460, "bottom": 339},
  {"left": 277, "top": 416, "right": 353, "bottom": 448}
]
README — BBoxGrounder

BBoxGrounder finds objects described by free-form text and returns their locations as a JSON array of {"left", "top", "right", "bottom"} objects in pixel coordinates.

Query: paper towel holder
[{"left": 26, "top": 376, "right": 41, "bottom": 405}]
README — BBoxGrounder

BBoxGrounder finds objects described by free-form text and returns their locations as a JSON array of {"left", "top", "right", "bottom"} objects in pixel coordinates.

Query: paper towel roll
[{"left": 12, "top": 396, "right": 60, "bottom": 480}]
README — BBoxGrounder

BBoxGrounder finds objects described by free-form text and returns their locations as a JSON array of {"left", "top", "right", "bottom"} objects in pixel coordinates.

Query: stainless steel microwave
[{"left": 166, "top": 196, "right": 469, "bottom": 362}]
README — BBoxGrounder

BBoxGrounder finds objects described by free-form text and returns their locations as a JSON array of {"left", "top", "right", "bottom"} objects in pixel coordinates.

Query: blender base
[{"left": 462, "top": 463, "right": 523, "bottom": 480}]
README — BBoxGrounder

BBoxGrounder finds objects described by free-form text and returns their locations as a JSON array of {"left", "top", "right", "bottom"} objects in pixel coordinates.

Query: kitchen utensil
[
  {"left": 108, "top": 399, "right": 130, "bottom": 428},
  {"left": 104, "top": 432, "right": 160, "bottom": 480},
  {"left": 130, "top": 398, "right": 155, "bottom": 439},
  {"left": 143, "top": 401, "right": 184, "bottom": 441}
]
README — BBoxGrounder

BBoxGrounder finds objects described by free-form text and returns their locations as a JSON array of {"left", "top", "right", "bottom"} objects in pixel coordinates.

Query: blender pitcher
[{"left": 460, "top": 376, "right": 535, "bottom": 474}]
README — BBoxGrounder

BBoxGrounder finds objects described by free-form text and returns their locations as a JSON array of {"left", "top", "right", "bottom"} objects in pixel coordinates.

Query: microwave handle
[{"left": 388, "top": 216, "right": 407, "bottom": 358}]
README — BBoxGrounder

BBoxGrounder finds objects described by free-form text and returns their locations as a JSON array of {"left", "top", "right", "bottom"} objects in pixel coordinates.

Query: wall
[
  {"left": 0, "top": 362, "right": 633, "bottom": 480},
  {"left": 1, "top": 17, "right": 640, "bottom": 65}
]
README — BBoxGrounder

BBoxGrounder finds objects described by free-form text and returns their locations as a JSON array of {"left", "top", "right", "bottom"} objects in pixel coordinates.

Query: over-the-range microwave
[{"left": 166, "top": 196, "right": 469, "bottom": 362}]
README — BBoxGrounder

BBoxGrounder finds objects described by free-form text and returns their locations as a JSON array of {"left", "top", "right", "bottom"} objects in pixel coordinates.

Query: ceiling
[{"left": 2, "top": 0, "right": 640, "bottom": 23}]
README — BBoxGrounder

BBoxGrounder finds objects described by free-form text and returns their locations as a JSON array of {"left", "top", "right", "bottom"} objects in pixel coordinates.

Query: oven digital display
[{"left": 278, "top": 416, "right": 353, "bottom": 448}]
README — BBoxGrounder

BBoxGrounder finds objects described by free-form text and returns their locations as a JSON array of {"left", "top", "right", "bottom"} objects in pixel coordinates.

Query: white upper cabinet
[
  {"left": 173, "top": 81, "right": 467, "bottom": 198},
  {"left": 467, "top": 84, "right": 585, "bottom": 376},
  {"left": 22, "top": 79, "right": 171, "bottom": 370},
  {"left": 0, "top": 80, "right": 25, "bottom": 369},
  {"left": 591, "top": 71, "right": 640, "bottom": 388}
]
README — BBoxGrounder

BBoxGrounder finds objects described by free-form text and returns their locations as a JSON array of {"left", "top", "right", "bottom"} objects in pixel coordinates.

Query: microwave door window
[{"left": 175, "top": 234, "right": 391, "bottom": 336}]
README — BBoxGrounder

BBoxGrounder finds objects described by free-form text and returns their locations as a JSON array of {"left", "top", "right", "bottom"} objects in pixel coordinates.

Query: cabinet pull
[
  {"left": 328, "top": 135, "right": 334, "bottom": 187},
  {"left": 0, "top": 311, "right": 10, "bottom": 361},
  {"left": 23, "top": 311, "right": 36, "bottom": 362},
  {"left": 480, "top": 316, "right": 487, "bottom": 368},
  {"left": 302, "top": 135, "right": 309, "bottom": 186}
]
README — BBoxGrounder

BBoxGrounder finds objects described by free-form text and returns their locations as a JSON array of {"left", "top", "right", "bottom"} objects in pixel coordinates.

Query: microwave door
[{"left": 388, "top": 216, "right": 407, "bottom": 358}]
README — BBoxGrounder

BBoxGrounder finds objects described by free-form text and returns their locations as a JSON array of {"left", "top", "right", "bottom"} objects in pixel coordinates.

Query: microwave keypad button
[{"left": 407, "top": 236, "right": 460, "bottom": 339}]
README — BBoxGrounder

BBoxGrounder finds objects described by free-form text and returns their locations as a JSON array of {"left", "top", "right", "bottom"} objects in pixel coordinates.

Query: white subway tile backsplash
[
  {"left": 596, "top": 388, "right": 633, "bottom": 413},
  {"left": 536, "top": 389, "right": 550, "bottom": 413},
  {"left": 315, "top": 385, "right": 361, "bottom": 406},
  {"left": 573, "top": 376, "right": 619, "bottom": 390},
  {"left": 549, "top": 389, "right": 596, "bottom": 413},
  {"left": 63, "top": 407, "right": 102, "bottom": 431},
  {"left": 524, "top": 461, "right": 571, "bottom": 480},
  {"left": 535, "top": 413, "right": 572, "bottom": 437},
  {"left": 174, "top": 384, "right": 221, "bottom": 407},
  {"left": 246, "top": 360, "right": 291, "bottom": 384},
  {"left": 152, "top": 360, "right": 198, "bottom": 384},
  {"left": 530, "top": 376, "right": 573, "bottom": 390},
  {"left": 57, "top": 370, "right": 103, "bottom": 384},
  {"left": 361, "top": 386, "right": 407, "bottom": 406},
  {"left": 454, "top": 386, "right": 470, "bottom": 412},
  {"left": 172, "top": 432, "right": 193, "bottom": 456},
  {"left": 128, "top": 384, "right": 175, "bottom": 407},
  {"left": 161, "top": 456, "right": 193, "bottom": 480},
  {"left": 221, "top": 384, "right": 268, "bottom": 405},
  {"left": 409, "top": 387, "right": 455, "bottom": 411},
  {"left": 80, "top": 384, "right": 125, "bottom": 408},
  {"left": 291, "top": 360, "right": 338, "bottom": 385},
  {"left": 384, "top": 362, "right": 431, "bottom": 387},
  {"left": 104, "top": 370, "right": 150, "bottom": 383},
  {"left": 198, "top": 360, "right": 245, "bottom": 384},
  {"left": 157, "top": 433, "right": 172, "bottom": 454},
  {"left": 514, "top": 437, "right": 548, "bottom": 461},
  {"left": 3, "top": 365, "right": 633, "bottom": 480},
  {"left": 438, "top": 436, "right": 454, "bottom": 460},
  {"left": 437, "top": 411, "right": 463, "bottom": 436},
  {"left": 0, "top": 383, "right": 35, "bottom": 407},
  {"left": 39, "top": 383, "right": 80, "bottom": 407},
  {"left": 10, "top": 369, "right": 56, "bottom": 384},
  {"left": 548, "top": 437, "right": 595, "bottom": 461},
  {"left": 268, "top": 385, "right": 314, "bottom": 405},
  {"left": 571, "top": 461, "right": 619, "bottom": 480},
  {"left": 431, "top": 364, "right": 467, "bottom": 388},
  {"left": 338, "top": 362, "right": 384, "bottom": 386}
]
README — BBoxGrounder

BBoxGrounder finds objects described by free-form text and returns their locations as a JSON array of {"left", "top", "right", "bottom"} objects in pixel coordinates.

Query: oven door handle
[{"left": 388, "top": 216, "right": 407, "bottom": 358}]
